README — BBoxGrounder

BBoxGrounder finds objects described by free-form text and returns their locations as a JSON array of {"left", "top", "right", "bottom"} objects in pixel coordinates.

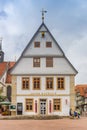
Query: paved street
[{"left": 0, "top": 117, "right": 87, "bottom": 130}]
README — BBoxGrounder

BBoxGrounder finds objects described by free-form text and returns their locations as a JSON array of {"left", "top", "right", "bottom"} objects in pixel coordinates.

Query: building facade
[
  {"left": 75, "top": 85, "right": 87, "bottom": 115},
  {"left": 0, "top": 39, "right": 15, "bottom": 102},
  {"left": 11, "top": 22, "right": 77, "bottom": 116},
  {"left": 0, "top": 38, "right": 4, "bottom": 63}
]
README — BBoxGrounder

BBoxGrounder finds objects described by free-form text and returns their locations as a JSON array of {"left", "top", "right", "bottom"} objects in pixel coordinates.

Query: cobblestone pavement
[{"left": 0, "top": 117, "right": 87, "bottom": 130}]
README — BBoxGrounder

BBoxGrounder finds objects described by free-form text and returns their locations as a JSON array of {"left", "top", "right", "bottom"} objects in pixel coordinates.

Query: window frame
[
  {"left": 46, "top": 57, "right": 53, "bottom": 67},
  {"left": 46, "top": 77, "right": 54, "bottom": 90},
  {"left": 53, "top": 99, "right": 61, "bottom": 111},
  {"left": 33, "top": 77, "right": 41, "bottom": 90},
  {"left": 22, "top": 77, "right": 29, "bottom": 90},
  {"left": 34, "top": 42, "right": 40, "bottom": 48},
  {"left": 25, "top": 99, "right": 33, "bottom": 111},
  {"left": 57, "top": 77, "right": 65, "bottom": 90},
  {"left": 33, "top": 57, "right": 40, "bottom": 67},
  {"left": 46, "top": 42, "right": 52, "bottom": 48}
]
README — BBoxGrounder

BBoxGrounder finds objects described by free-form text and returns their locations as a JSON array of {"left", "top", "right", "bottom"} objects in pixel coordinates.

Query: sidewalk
[
  {"left": 0, "top": 115, "right": 62, "bottom": 120},
  {"left": 0, "top": 117, "right": 87, "bottom": 130}
]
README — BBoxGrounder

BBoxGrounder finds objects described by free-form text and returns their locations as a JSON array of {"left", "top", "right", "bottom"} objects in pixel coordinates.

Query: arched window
[{"left": 7, "top": 86, "right": 11, "bottom": 102}]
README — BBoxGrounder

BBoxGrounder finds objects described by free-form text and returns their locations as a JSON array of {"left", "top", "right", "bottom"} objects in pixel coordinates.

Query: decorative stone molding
[
  {"left": 70, "top": 76, "right": 75, "bottom": 111},
  {"left": 11, "top": 75, "right": 17, "bottom": 115}
]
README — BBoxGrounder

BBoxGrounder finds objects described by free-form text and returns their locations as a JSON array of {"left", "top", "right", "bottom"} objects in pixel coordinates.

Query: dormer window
[
  {"left": 34, "top": 42, "right": 40, "bottom": 48},
  {"left": 46, "top": 42, "right": 52, "bottom": 48},
  {"left": 41, "top": 31, "right": 45, "bottom": 38}
]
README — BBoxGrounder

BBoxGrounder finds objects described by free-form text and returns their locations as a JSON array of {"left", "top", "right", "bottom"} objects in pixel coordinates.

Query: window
[
  {"left": 34, "top": 42, "right": 40, "bottom": 48},
  {"left": 53, "top": 99, "right": 61, "bottom": 111},
  {"left": 22, "top": 77, "right": 29, "bottom": 89},
  {"left": 46, "top": 57, "right": 53, "bottom": 67},
  {"left": 46, "top": 42, "right": 52, "bottom": 47},
  {"left": 33, "top": 78, "right": 40, "bottom": 90},
  {"left": 46, "top": 77, "right": 53, "bottom": 89},
  {"left": 25, "top": 99, "right": 33, "bottom": 111},
  {"left": 57, "top": 77, "right": 64, "bottom": 89},
  {"left": 33, "top": 57, "right": 40, "bottom": 67}
]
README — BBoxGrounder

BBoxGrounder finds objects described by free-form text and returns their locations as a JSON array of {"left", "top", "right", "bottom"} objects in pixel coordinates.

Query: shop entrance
[
  {"left": 17, "top": 103, "right": 23, "bottom": 115},
  {"left": 40, "top": 99, "right": 46, "bottom": 115}
]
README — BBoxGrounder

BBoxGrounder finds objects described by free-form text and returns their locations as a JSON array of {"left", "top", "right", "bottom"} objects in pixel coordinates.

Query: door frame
[
  {"left": 39, "top": 98, "right": 48, "bottom": 115},
  {"left": 17, "top": 102, "right": 23, "bottom": 115}
]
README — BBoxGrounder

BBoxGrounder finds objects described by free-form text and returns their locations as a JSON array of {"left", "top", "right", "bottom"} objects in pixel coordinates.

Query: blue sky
[{"left": 0, "top": 0, "right": 87, "bottom": 84}]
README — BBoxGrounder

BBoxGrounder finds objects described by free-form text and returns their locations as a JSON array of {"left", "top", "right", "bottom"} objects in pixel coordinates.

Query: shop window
[
  {"left": 53, "top": 99, "right": 61, "bottom": 111},
  {"left": 25, "top": 99, "right": 33, "bottom": 111}
]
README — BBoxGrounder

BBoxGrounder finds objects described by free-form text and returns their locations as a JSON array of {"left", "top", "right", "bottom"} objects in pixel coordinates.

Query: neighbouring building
[
  {"left": 10, "top": 16, "right": 78, "bottom": 116},
  {"left": 0, "top": 39, "right": 15, "bottom": 103},
  {"left": 75, "top": 85, "right": 87, "bottom": 115}
]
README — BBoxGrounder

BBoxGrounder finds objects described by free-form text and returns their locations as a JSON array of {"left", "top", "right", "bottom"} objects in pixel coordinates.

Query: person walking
[{"left": 77, "top": 109, "right": 80, "bottom": 118}]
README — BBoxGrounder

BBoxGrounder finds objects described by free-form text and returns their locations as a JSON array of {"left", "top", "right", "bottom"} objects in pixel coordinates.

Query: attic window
[
  {"left": 34, "top": 42, "right": 40, "bottom": 48},
  {"left": 41, "top": 31, "right": 45, "bottom": 38},
  {"left": 46, "top": 42, "right": 52, "bottom": 47}
]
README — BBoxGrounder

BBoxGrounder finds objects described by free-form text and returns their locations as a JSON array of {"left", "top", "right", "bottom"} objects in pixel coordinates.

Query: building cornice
[
  {"left": 22, "top": 55, "right": 64, "bottom": 58},
  {"left": 16, "top": 93, "right": 70, "bottom": 96},
  {"left": 11, "top": 74, "right": 76, "bottom": 76}
]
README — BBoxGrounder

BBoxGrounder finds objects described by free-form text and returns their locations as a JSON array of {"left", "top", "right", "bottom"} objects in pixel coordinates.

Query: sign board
[{"left": 9, "top": 105, "right": 16, "bottom": 111}]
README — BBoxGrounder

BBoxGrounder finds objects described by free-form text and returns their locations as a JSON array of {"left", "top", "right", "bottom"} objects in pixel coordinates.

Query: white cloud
[{"left": 66, "top": 33, "right": 87, "bottom": 84}]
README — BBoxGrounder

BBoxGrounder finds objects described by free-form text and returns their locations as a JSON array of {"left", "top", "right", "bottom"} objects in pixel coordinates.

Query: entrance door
[
  {"left": 40, "top": 99, "right": 46, "bottom": 115},
  {"left": 17, "top": 103, "right": 23, "bottom": 115},
  {"left": 7, "top": 86, "right": 11, "bottom": 102}
]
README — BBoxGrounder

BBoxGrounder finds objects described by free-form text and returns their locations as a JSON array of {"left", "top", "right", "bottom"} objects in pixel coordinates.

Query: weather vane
[{"left": 41, "top": 8, "right": 47, "bottom": 23}]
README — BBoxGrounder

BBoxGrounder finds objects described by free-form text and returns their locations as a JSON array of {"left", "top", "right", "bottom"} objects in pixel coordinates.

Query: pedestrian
[
  {"left": 74, "top": 110, "right": 78, "bottom": 118},
  {"left": 77, "top": 109, "right": 80, "bottom": 118}
]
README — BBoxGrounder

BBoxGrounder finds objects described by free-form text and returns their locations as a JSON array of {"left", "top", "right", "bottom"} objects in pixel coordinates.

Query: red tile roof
[
  {"left": 8, "top": 62, "right": 15, "bottom": 69},
  {"left": 75, "top": 85, "right": 87, "bottom": 97},
  {"left": 0, "top": 61, "right": 15, "bottom": 83},
  {"left": 6, "top": 62, "right": 15, "bottom": 83},
  {"left": 0, "top": 62, "right": 8, "bottom": 77}
]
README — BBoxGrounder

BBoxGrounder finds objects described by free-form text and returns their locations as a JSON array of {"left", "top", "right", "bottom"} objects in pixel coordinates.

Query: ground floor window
[
  {"left": 53, "top": 99, "right": 61, "bottom": 111},
  {"left": 25, "top": 99, "right": 33, "bottom": 111}
]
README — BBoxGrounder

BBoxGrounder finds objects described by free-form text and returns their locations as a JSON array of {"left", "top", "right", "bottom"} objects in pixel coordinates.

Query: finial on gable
[{"left": 41, "top": 8, "right": 47, "bottom": 23}]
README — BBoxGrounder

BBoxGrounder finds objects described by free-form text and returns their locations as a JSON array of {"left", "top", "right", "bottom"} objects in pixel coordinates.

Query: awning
[{"left": 0, "top": 101, "right": 11, "bottom": 105}]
